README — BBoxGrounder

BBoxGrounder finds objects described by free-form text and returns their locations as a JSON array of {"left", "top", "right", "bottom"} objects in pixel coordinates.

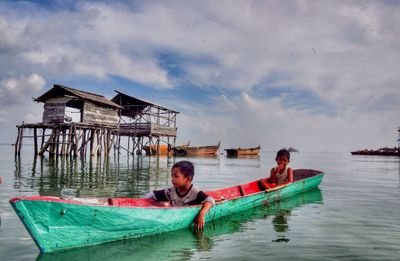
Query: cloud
[
  {"left": 175, "top": 92, "right": 398, "bottom": 152},
  {"left": 0, "top": 0, "right": 399, "bottom": 150},
  {"left": 0, "top": 74, "right": 46, "bottom": 106}
]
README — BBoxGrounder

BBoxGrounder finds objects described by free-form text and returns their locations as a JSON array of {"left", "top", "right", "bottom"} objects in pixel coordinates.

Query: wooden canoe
[
  {"left": 225, "top": 145, "right": 260, "bottom": 157},
  {"left": 173, "top": 142, "right": 220, "bottom": 156},
  {"left": 10, "top": 169, "right": 324, "bottom": 253}
]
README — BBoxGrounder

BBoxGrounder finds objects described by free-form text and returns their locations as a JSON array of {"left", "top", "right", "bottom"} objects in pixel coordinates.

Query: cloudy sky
[{"left": 0, "top": 0, "right": 399, "bottom": 151}]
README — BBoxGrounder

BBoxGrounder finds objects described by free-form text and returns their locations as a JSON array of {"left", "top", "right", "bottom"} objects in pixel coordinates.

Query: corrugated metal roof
[
  {"left": 34, "top": 84, "right": 122, "bottom": 108},
  {"left": 111, "top": 90, "right": 179, "bottom": 114}
]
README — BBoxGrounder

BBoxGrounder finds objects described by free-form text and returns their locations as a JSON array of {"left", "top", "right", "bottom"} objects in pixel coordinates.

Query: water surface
[{"left": 1, "top": 145, "right": 399, "bottom": 260}]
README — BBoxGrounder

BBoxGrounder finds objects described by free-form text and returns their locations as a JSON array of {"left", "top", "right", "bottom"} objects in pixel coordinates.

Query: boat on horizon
[
  {"left": 10, "top": 169, "right": 324, "bottom": 253},
  {"left": 351, "top": 147, "right": 399, "bottom": 156},
  {"left": 173, "top": 142, "right": 220, "bottom": 156},
  {"left": 225, "top": 145, "right": 261, "bottom": 157}
]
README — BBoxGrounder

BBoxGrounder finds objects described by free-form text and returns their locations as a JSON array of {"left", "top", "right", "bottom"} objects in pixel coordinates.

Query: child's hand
[
  {"left": 276, "top": 164, "right": 284, "bottom": 172},
  {"left": 194, "top": 213, "right": 205, "bottom": 231}
]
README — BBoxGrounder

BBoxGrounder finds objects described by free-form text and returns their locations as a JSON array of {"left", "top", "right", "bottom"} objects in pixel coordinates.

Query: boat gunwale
[{"left": 10, "top": 170, "right": 324, "bottom": 209}]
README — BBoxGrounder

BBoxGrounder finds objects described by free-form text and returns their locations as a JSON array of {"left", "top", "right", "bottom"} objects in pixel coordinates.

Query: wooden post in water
[
  {"left": 40, "top": 128, "right": 45, "bottom": 153},
  {"left": 61, "top": 129, "right": 66, "bottom": 156},
  {"left": 90, "top": 128, "right": 95, "bottom": 157},
  {"left": 33, "top": 128, "right": 38, "bottom": 155}
]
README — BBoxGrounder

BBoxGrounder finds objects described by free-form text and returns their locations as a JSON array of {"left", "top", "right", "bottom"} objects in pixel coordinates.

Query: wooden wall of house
[
  {"left": 42, "top": 97, "right": 70, "bottom": 123},
  {"left": 82, "top": 101, "right": 118, "bottom": 126}
]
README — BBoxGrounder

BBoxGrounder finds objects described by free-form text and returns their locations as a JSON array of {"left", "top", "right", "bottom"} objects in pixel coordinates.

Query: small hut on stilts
[
  {"left": 14, "top": 84, "right": 179, "bottom": 158},
  {"left": 111, "top": 91, "right": 178, "bottom": 156}
]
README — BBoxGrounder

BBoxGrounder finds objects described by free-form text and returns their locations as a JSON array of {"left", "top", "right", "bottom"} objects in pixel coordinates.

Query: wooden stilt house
[
  {"left": 111, "top": 91, "right": 179, "bottom": 156},
  {"left": 15, "top": 84, "right": 122, "bottom": 157},
  {"left": 15, "top": 84, "right": 179, "bottom": 158}
]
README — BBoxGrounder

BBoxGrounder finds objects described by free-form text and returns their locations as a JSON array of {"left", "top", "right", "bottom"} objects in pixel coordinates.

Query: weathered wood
[
  {"left": 66, "top": 126, "right": 72, "bottom": 156},
  {"left": 90, "top": 129, "right": 95, "bottom": 156},
  {"left": 33, "top": 128, "right": 38, "bottom": 155},
  {"left": 82, "top": 102, "right": 118, "bottom": 126},
  {"left": 61, "top": 129, "right": 66, "bottom": 156},
  {"left": 41, "top": 128, "right": 45, "bottom": 150},
  {"left": 74, "top": 127, "right": 79, "bottom": 157},
  {"left": 42, "top": 103, "right": 66, "bottom": 123},
  {"left": 38, "top": 129, "right": 55, "bottom": 155}
]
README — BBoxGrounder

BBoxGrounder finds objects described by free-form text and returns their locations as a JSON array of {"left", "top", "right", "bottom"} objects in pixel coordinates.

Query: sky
[{"left": 0, "top": 0, "right": 399, "bottom": 152}]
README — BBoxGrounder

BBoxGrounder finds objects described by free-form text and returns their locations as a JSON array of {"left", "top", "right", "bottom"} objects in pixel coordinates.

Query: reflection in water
[
  {"left": 13, "top": 155, "right": 171, "bottom": 198},
  {"left": 37, "top": 189, "right": 323, "bottom": 261}
]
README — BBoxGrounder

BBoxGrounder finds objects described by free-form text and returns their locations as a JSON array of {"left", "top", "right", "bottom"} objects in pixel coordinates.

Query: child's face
[
  {"left": 171, "top": 167, "right": 191, "bottom": 188},
  {"left": 275, "top": 155, "right": 289, "bottom": 168}
]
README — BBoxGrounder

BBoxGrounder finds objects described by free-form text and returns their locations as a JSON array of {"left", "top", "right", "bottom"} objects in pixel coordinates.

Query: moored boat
[
  {"left": 351, "top": 147, "right": 400, "bottom": 156},
  {"left": 143, "top": 144, "right": 172, "bottom": 156},
  {"left": 10, "top": 169, "right": 324, "bottom": 253},
  {"left": 225, "top": 146, "right": 260, "bottom": 157},
  {"left": 173, "top": 142, "right": 220, "bottom": 156}
]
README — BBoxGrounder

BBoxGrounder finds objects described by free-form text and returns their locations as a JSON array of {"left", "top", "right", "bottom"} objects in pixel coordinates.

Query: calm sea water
[{"left": 1, "top": 145, "right": 399, "bottom": 260}]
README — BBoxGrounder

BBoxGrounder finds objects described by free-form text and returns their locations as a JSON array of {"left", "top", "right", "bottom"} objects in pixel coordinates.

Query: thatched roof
[{"left": 34, "top": 84, "right": 121, "bottom": 108}]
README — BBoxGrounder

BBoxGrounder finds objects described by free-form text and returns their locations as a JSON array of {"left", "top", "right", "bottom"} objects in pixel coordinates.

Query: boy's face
[
  {"left": 275, "top": 155, "right": 289, "bottom": 168},
  {"left": 171, "top": 167, "right": 191, "bottom": 188}
]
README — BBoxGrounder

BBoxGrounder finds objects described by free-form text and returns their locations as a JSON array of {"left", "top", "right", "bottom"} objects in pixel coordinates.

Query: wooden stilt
[
  {"left": 66, "top": 126, "right": 72, "bottom": 156},
  {"left": 90, "top": 128, "right": 95, "bottom": 156},
  {"left": 80, "top": 129, "right": 86, "bottom": 157},
  {"left": 41, "top": 128, "right": 45, "bottom": 151},
  {"left": 74, "top": 126, "right": 79, "bottom": 157},
  {"left": 33, "top": 128, "right": 38, "bottom": 155},
  {"left": 61, "top": 129, "right": 66, "bottom": 156}
]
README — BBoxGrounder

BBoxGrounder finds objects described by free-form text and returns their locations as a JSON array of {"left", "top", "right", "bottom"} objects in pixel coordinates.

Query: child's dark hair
[
  {"left": 172, "top": 161, "right": 195, "bottom": 179},
  {"left": 276, "top": 149, "right": 290, "bottom": 160}
]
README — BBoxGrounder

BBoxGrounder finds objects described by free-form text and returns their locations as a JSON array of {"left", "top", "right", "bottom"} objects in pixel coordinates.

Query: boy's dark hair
[
  {"left": 276, "top": 149, "right": 290, "bottom": 160},
  {"left": 172, "top": 161, "right": 195, "bottom": 179}
]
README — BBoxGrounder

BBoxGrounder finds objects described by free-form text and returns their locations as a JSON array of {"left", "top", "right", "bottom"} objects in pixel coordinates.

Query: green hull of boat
[{"left": 11, "top": 172, "right": 323, "bottom": 253}]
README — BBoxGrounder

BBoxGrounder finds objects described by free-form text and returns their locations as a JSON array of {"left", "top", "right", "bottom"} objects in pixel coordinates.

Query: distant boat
[
  {"left": 225, "top": 146, "right": 260, "bottom": 157},
  {"left": 173, "top": 142, "right": 220, "bottom": 156},
  {"left": 287, "top": 147, "right": 299, "bottom": 153},
  {"left": 143, "top": 144, "right": 172, "bottom": 156},
  {"left": 351, "top": 147, "right": 399, "bottom": 156}
]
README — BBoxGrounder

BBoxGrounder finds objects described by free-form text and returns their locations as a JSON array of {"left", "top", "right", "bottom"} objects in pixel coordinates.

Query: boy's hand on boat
[{"left": 194, "top": 213, "right": 205, "bottom": 231}]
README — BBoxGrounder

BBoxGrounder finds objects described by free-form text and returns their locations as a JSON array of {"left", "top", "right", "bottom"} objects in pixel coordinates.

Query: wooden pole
[
  {"left": 90, "top": 128, "right": 95, "bottom": 156},
  {"left": 55, "top": 128, "right": 61, "bottom": 156},
  {"left": 127, "top": 134, "right": 130, "bottom": 157},
  {"left": 61, "top": 129, "right": 66, "bottom": 156},
  {"left": 33, "top": 128, "right": 38, "bottom": 155},
  {"left": 96, "top": 129, "right": 101, "bottom": 156},
  {"left": 80, "top": 129, "right": 86, "bottom": 157},
  {"left": 49, "top": 128, "right": 57, "bottom": 157},
  {"left": 74, "top": 126, "right": 79, "bottom": 157},
  {"left": 66, "top": 126, "right": 72, "bottom": 156},
  {"left": 39, "top": 129, "right": 54, "bottom": 155},
  {"left": 15, "top": 127, "right": 20, "bottom": 155},
  {"left": 41, "top": 128, "right": 45, "bottom": 152},
  {"left": 104, "top": 129, "right": 108, "bottom": 157}
]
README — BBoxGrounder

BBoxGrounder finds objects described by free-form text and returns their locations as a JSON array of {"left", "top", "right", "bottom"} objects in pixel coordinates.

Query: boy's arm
[{"left": 194, "top": 201, "right": 213, "bottom": 231}]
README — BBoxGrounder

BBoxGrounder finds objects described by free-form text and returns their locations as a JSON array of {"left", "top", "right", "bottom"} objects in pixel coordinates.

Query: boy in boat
[
  {"left": 258, "top": 149, "right": 294, "bottom": 190},
  {"left": 146, "top": 160, "right": 215, "bottom": 231}
]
